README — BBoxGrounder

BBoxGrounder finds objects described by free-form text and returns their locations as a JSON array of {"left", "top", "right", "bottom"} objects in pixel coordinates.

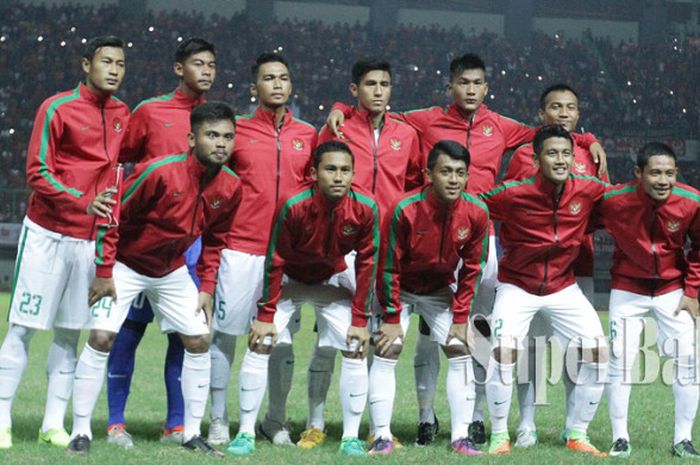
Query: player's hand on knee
[
  {"left": 326, "top": 109, "right": 345, "bottom": 139},
  {"left": 346, "top": 325, "right": 370, "bottom": 357},
  {"left": 248, "top": 320, "right": 277, "bottom": 352},
  {"left": 88, "top": 277, "right": 117, "bottom": 307},
  {"left": 675, "top": 295, "right": 700, "bottom": 319},
  {"left": 87, "top": 187, "right": 117, "bottom": 217},
  {"left": 375, "top": 323, "right": 403, "bottom": 356},
  {"left": 195, "top": 291, "right": 214, "bottom": 329},
  {"left": 446, "top": 322, "right": 468, "bottom": 346}
]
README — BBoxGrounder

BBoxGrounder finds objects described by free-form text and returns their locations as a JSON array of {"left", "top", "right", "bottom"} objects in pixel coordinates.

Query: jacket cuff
[
  {"left": 351, "top": 308, "right": 369, "bottom": 327},
  {"left": 452, "top": 309, "right": 468, "bottom": 325},
  {"left": 95, "top": 264, "right": 113, "bottom": 278},
  {"left": 257, "top": 307, "right": 275, "bottom": 323},
  {"left": 382, "top": 310, "right": 401, "bottom": 325},
  {"left": 684, "top": 286, "right": 699, "bottom": 299},
  {"left": 198, "top": 279, "right": 216, "bottom": 295}
]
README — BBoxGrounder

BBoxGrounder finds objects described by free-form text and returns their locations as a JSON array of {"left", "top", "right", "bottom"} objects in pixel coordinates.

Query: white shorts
[
  {"left": 371, "top": 287, "right": 465, "bottom": 347},
  {"left": 89, "top": 262, "right": 208, "bottom": 336},
  {"left": 609, "top": 288, "right": 693, "bottom": 358},
  {"left": 491, "top": 283, "right": 605, "bottom": 351},
  {"left": 8, "top": 217, "right": 94, "bottom": 331},
  {"left": 270, "top": 269, "right": 355, "bottom": 350},
  {"left": 527, "top": 276, "right": 594, "bottom": 339},
  {"left": 468, "top": 234, "right": 498, "bottom": 319}
]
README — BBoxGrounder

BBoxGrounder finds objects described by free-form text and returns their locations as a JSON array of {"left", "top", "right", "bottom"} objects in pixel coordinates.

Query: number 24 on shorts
[{"left": 91, "top": 297, "right": 113, "bottom": 318}]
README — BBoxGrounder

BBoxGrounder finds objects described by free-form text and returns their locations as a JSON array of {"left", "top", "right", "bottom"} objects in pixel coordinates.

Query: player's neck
[
  {"left": 178, "top": 81, "right": 204, "bottom": 100},
  {"left": 260, "top": 103, "right": 287, "bottom": 127},
  {"left": 84, "top": 80, "right": 112, "bottom": 101}
]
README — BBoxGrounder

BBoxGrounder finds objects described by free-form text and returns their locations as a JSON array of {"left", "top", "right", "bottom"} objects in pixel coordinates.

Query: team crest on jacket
[
  {"left": 342, "top": 224, "right": 357, "bottom": 236},
  {"left": 482, "top": 126, "right": 493, "bottom": 137},
  {"left": 390, "top": 138, "right": 402, "bottom": 150},
  {"left": 292, "top": 138, "right": 305, "bottom": 151},
  {"left": 113, "top": 118, "right": 123, "bottom": 133},
  {"left": 211, "top": 199, "right": 223, "bottom": 209},
  {"left": 457, "top": 226, "right": 470, "bottom": 240},
  {"left": 574, "top": 161, "right": 587, "bottom": 173},
  {"left": 667, "top": 220, "right": 681, "bottom": 233},
  {"left": 569, "top": 202, "right": 582, "bottom": 215}
]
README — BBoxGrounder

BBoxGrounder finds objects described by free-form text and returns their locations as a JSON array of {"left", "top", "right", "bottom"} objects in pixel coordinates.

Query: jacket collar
[
  {"left": 534, "top": 171, "right": 568, "bottom": 199},
  {"left": 186, "top": 149, "right": 216, "bottom": 184},
  {"left": 447, "top": 103, "right": 488, "bottom": 123},
  {"left": 173, "top": 87, "right": 206, "bottom": 109},
  {"left": 312, "top": 184, "right": 349, "bottom": 211},
  {"left": 79, "top": 82, "right": 111, "bottom": 106},
  {"left": 425, "top": 185, "right": 460, "bottom": 213},
  {"left": 255, "top": 106, "right": 294, "bottom": 129},
  {"left": 350, "top": 106, "right": 388, "bottom": 130}
]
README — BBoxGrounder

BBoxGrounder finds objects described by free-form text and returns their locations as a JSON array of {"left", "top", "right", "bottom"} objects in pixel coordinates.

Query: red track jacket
[
  {"left": 95, "top": 151, "right": 242, "bottom": 294},
  {"left": 481, "top": 172, "right": 607, "bottom": 295},
  {"left": 257, "top": 184, "right": 379, "bottom": 327},
  {"left": 596, "top": 181, "right": 700, "bottom": 298},
  {"left": 26, "top": 83, "right": 129, "bottom": 240},
  {"left": 318, "top": 108, "right": 423, "bottom": 214},
  {"left": 378, "top": 186, "right": 490, "bottom": 324},
  {"left": 226, "top": 107, "right": 318, "bottom": 255}
]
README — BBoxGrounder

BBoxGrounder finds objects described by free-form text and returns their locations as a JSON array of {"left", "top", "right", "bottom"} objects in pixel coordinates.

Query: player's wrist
[{"left": 95, "top": 264, "right": 113, "bottom": 278}]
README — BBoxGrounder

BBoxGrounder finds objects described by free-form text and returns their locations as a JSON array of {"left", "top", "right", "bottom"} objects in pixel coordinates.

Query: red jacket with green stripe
[
  {"left": 119, "top": 87, "right": 205, "bottom": 163},
  {"left": 595, "top": 181, "right": 700, "bottom": 298},
  {"left": 377, "top": 186, "right": 490, "bottom": 324},
  {"left": 257, "top": 184, "right": 379, "bottom": 327},
  {"left": 318, "top": 108, "right": 423, "bottom": 215},
  {"left": 333, "top": 102, "right": 599, "bottom": 195},
  {"left": 480, "top": 172, "right": 607, "bottom": 295},
  {"left": 226, "top": 107, "right": 318, "bottom": 255},
  {"left": 95, "top": 151, "right": 242, "bottom": 294},
  {"left": 26, "top": 83, "right": 129, "bottom": 240}
]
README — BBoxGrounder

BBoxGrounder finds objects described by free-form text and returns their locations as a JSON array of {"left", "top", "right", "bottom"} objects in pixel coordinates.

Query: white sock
[
  {"left": 673, "top": 356, "right": 699, "bottom": 444},
  {"left": 71, "top": 343, "right": 109, "bottom": 439},
  {"left": 368, "top": 356, "right": 397, "bottom": 440},
  {"left": 563, "top": 362, "right": 577, "bottom": 430},
  {"left": 209, "top": 332, "right": 236, "bottom": 422},
  {"left": 340, "top": 357, "right": 367, "bottom": 439},
  {"left": 182, "top": 350, "right": 211, "bottom": 442},
  {"left": 516, "top": 344, "right": 537, "bottom": 432},
  {"left": 486, "top": 357, "right": 514, "bottom": 434},
  {"left": 41, "top": 328, "right": 79, "bottom": 433},
  {"left": 238, "top": 350, "right": 270, "bottom": 435},
  {"left": 606, "top": 356, "right": 630, "bottom": 441},
  {"left": 307, "top": 345, "right": 336, "bottom": 430},
  {"left": 447, "top": 355, "right": 475, "bottom": 441},
  {"left": 0, "top": 324, "right": 34, "bottom": 428},
  {"left": 266, "top": 343, "right": 294, "bottom": 425},
  {"left": 473, "top": 360, "right": 487, "bottom": 422},
  {"left": 414, "top": 332, "right": 440, "bottom": 424},
  {"left": 568, "top": 360, "right": 606, "bottom": 432}
]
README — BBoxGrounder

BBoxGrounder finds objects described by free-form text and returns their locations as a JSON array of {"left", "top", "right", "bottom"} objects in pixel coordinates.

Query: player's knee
[
  {"left": 340, "top": 350, "right": 365, "bottom": 360},
  {"left": 442, "top": 343, "right": 469, "bottom": 358},
  {"left": 492, "top": 346, "right": 517, "bottom": 364},
  {"left": 584, "top": 345, "right": 609, "bottom": 364},
  {"left": 381, "top": 344, "right": 403, "bottom": 360},
  {"left": 88, "top": 330, "right": 116, "bottom": 353},
  {"left": 181, "top": 334, "right": 210, "bottom": 354}
]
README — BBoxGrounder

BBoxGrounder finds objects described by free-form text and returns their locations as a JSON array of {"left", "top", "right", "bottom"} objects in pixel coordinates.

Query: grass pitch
[{"left": 0, "top": 292, "right": 695, "bottom": 464}]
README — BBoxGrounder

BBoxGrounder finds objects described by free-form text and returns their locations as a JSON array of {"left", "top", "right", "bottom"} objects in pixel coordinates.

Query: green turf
[{"left": 0, "top": 292, "right": 695, "bottom": 464}]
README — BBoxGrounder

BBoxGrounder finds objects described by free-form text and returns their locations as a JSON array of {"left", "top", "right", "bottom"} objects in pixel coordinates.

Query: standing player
[
  {"left": 503, "top": 83, "right": 610, "bottom": 447},
  {"left": 481, "top": 125, "right": 608, "bottom": 456},
  {"left": 66, "top": 102, "right": 241, "bottom": 456},
  {"left": 106, "top": 37, "right": 216, "bottom": 448},
  {"left": 207, "top": 53, "right": 317, "bottom": 446},
  {"left": 369, "top": 140, "right": 489, "bottom": 456},
  {"left": 598, "top": 143, "right": 700, "bottom": 458},
  {"left": 328, "top": 53, "right": 607, "bottom": 445},
  {"left": 0, "top": 36, "right": 128, "bottom": 450},
  {"left": 301, "top": 58, "right": 422, "bottom": 448},
  {"left": 226, "top": 141, "right": 379, "bottom": 457}
]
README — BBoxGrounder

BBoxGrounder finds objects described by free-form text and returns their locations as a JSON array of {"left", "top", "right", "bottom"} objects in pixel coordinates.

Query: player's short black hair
[
  {"left": 82, "top": 35, "right": 124, "bottom": 62},
  {"left": 427, "top": 140, "right": 470, "bottom": 170},
  {"left": 539, "top": 83, "right": 579, "bottom": 110},
  {"left": 251, "top": 52, "right": 290, "bottom": 82},
  {"left": 175, "top": 37, "right": 215, "bottom": 63},
  {"left": 190, "top": 101, "right": 236, "bottom": 133},
  {"left": 533, "top": 125, "right": 574, "bottom": 157},
  {"left": 351, "top": 58, "right": 392, "bottom": 85},
  {"left": 449, "top": 53, "right": 486, "bottom": 81},
  {"left": 637, "top": 142, "right": 677, "bottom": 169},
  {"left": 313, "top": 141, "right": 354, "bottom": 169}
]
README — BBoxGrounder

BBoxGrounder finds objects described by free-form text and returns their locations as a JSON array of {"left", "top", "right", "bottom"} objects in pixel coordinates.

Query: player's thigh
[
  {"left": 608, "top": 289, "right": 648, "bottom": 360},
  {"left": 148, "top": 266, "right": 207, "bottom": 337},
  {"left": 490, "top": 283, "right": 540, "bottom": 350},
  {"left": 546, "top": 284, "right": 606, "bottom": 352},
  {"left": 651, "top": 289, "right": 695, "bottom": 357},
  {"left": 369, "top": 297, "right": 411, "bottom": 347},
  {"left": 55, "top": 238, "right": 98, "bottom": 330},
  {"left": 213, "top": 249, "right": 265, "bottom": 336},
  {"left": 405, "top": 287, "right": 455, "bottom": 346},
  {"left": 89, "top": 261, "right": 145, "bottom": 333},
  {"left": 315, "top": 296, "right": 356, "bottom": 351}
]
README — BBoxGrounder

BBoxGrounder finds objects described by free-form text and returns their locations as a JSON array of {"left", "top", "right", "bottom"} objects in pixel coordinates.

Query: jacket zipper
[
  {"left": 275, "top": 124, "right": 282, "bottom": 202},
  {"left": 324, "top": 209, "right": 335, "bottom": 256},
  {"left": 369, "top": 120, "right": 379, "bottom": 193},
  {"left": 91, "top": 103, "right": 110, "bottom": 238},
  {"left": 650, "top": 205, "right": 660, "bottom": 297},
  {"left": 190, "top": 174, "right": 204, "bottom": 236},
  {"left": 438, "top": 211, "right": 449, "bottom": 263},
  {"left": 539, "top": 190, "right": 561, "bottom": 295},
  {"left": 465, "top": 111, "right": 476, "bottom": 148}
]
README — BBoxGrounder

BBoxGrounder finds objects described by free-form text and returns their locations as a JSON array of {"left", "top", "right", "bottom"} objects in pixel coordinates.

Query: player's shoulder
[
  {"left": 483, "top": 175, "right": 536, "bottom": 199},
  {"left": 348, "top": 186, "right": 378, "bottom": 212},
  {"left": 390, "top": 187, "right": 428, "bottom": 217},
  {"left": 459, "top": 191, "right": 489, "bottom": 216},
  {"left": 38, "top": 86, "right": 82, "bottom": 115},
  {"left": 290, "top": 115, "right": 317, "bottom": 133},
  {"left": 132, "top": 90, "right": 176, "bottom": 114},
  {"left": 671, "top": 182, "right": 700, "bottom": 205},
  {"left": 280, "top": 183, "right": 316, "bottom": 210},
  {"left": 512, "top": 142, "right": 534, "bottom": 157}
]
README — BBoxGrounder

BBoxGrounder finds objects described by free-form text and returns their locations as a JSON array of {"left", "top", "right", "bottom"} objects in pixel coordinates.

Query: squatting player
[
  {"left": 66, "top": 102, "right": 241, "bottom": 457},
  {"left": 226, "top": 141, "right": 379, "bottom": 458},
  {"left": 0, "top": 36, "right": 128, "bottom": 450}
]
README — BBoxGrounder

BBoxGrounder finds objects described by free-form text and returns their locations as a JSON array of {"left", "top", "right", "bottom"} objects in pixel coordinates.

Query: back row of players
[{"left": 0, "top": 35, "right": 698, "bottom": 459}]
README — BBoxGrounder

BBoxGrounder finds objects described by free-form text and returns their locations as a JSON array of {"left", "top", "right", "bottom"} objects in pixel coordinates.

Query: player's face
[
  {"left": 449, "top": 68, "right": 488, "bottom": 114},
  {"left": 539, "top": 90, "right": 580, "bottom": 133},
  {"left": 426, "top": 154, "right": 468, "bottom": 204},
  {"left": 536, "top": 137, "right": 573, "bottom": 186},
  {"left": 82, "top": 46, "right": 125, "bottom": 96},
  {"left": 176, "top": 50, "right": 216, "bottom": 95},
  {"left": 311, "top": 151, "right": 354, "bottom": 202},
  {"left": 189, "top": 119, "right": 235, "bottom": 169},
  {"left": 251, "top": 61, "right": 292, "bottom": 110},
  {"left": 636, "top": 154, "right": 677, "bottom": 202},
  {"left": 351, "top": 70, "right": 391, "bottom": 116}
]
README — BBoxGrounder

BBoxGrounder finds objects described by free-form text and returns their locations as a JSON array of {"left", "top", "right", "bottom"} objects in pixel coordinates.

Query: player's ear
[
  {"left": 81, "top": 57, "right": 91, "bottom": 74},
  {"left": 533, "top": 152, "right": 540, "bottom": 168},
  {"left": 538, "top": 108, "right": 546, "bottom": 124},
  {"left": 634, "top": 165, "right": 642, "bottom": 180},
  {"left": 187, "top": 131, "right": 195, "bottom": 150},
  {"left": 249, "top": 83, "right": 258, "bottom": 97},
  {"left": 310, "top": 166, "right": 318, "bottom": 182},
  {"left": 350, "top": 83, "right": 358, "bottom": 98},
  {"left": 173, "top": 61, "right": 184, "bottom": 78}
]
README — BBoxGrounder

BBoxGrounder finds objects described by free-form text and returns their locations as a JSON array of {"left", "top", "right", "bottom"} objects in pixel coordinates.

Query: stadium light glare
[
  {"left": 318, "top": 104, "right": 325, "bottom": 110},
  {"left": 277, "top": 46, "right": 283, "bottom": 51},
  {"left": 436, "top": 70, "right": 441, "bottom": 75},
  {"left": 8, "top": 128, "right": 14, "bottom": 135},
  {"left": 37, "top": 36, "right": 44, "bottom": 42},
  {"left": 525, "top": 73, "right": 530, "bottom": 78},
  {"left": 632, "top": 98, "right": 637, "bottom": 104},
  {"left": 490, "top": 94, "right": 495, "bottom": 100},
  {"left": 70, "top": 26, "right": 76, "bottom": 32},
  {"left": 81, "top": 38, "right": 87, "bottom": 44},
  {"left": 60, "top": 40, "right": 66, "bottom": 47},
  {"left": 250, "top": 97, "right": 256, "bottom": 102},
  {"left": 177, "top": 36, "right": 183, "bottom": 42},
  {"left": 501, "top": 70, "right": 506, "bottom": 75},
  {"left": 682, "top": 108, "right": 687, "bottom": 114},
  {"left": 414, "top": 66, "right": 419, "bottom": 71},
  {"left": 227, "top": 83, "right": 233, "bottom": 89},
  {"left": 148, "top": 26, "right": 155, "bottom": 32},
  {"left": 669, "top": 90, "right": 674, "bottom": 95},
  {"left": 386, "top": 105, "right": 391, "bottom": 111},
  {"left": 127, "top": 42, "right": 133, "bottom": 48},
  {"left": 537, "top": 75, "right": 542, "bottom": 81},
  {"left": 627, "top": 81, "right": 632, "bottom": 86},
  {"left": 0, "top": 36, "right": 5, "bottom": 42}
]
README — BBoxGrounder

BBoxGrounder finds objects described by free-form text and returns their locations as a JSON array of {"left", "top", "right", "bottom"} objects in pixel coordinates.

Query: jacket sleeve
[
  {"left": 257, "top": 199, "right": 295, "bottom": 322},
  {"left": 119, "top": 105, "right": 148, "bottom": 163},
  {"left": 503, "top": 145, "right": 536, "bottom": 182},
  {"left": 498, "top": 114, "right": 536, "bottom": 149},
  {"left": 453, "top": 205, "right": 490, "bottom": 323},
  {"left": 573, "top": 132, "right": 599, "bottom": 149},
  {"left": 94, "top": 162, "right": 159, "bottom": 278},
  {"left": 377, "top": 203, "right": 406, "bottom": 324},
  {"left": 197, "top": 180, "right": 242, "bottom": 294},
  {"left": 26, "top": 99, "right": 92, "bottom": 213},
  {"left": 351, "top": 201, "right": 380, "bottom": 327},
  {"left": 479, "top": 184, "right": 510, "bottom": 222},
  {"left": 684, "top": 203, "right": 700, "bottom": 299},
  {"left": 403, "top": 130, "right": 425, "bottom": 191}
]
